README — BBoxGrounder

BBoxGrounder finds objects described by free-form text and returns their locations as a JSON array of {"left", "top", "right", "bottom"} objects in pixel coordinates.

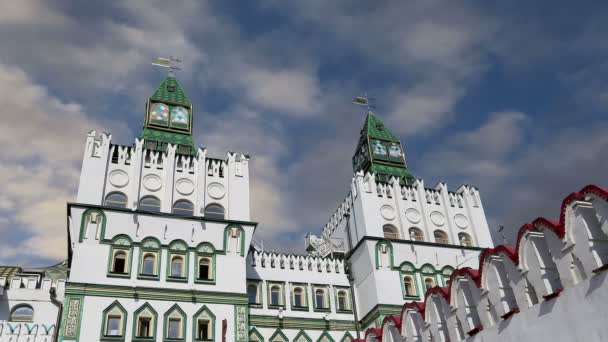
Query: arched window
[
  {"left": 113, "top": 251, "right": 127, "bottom": 274},
  {"left": 383, "top": 224, "right": 399, "bottom": 239},
  {"left": 139, "top": 196, "right": 161, "bottom": 213},
  {"left": 337, "top": 290, "right": 348, "bottom": 311},
  {"left": 172, "top": 200, "right": 194, "bottom": 216},
  {"left": 458, "top": 232, "right": 473, "bottom": 246},
  {"left": 409, "top": 227, "right": 424, "bottom": 241},
  {"left": 198, "top": 258, "right": 211, "bottom": 280},
  {"left": 248, "top": 284, "right": 258, "bottom": 304},
  {"left": 142, "top": 254, "right": 156, "bottom": 276},
  {"left": 10, "top": 305, "right": 34, "bottom": 322},
  {"left": 270, "top": 285, "right": 281, "bottom": 306},
  {"left": 293, "top": 287, "right": 304, "bottom": 307},
  {"left": 170, "top": 256, "right": 184, "bottom": 278},
  {"left": 204, "top": 203, "right": 225, "bottom": 220},
  {"left": 434, "top": 230, "right": 449, "bottom": 244},
  {"left": 403, "top": 276, "right": 415, "bottom": 296},
  {"left": 315, "top": 289, "right": 326, "bottom": 309},
  {"left": 424, "top": 278, "right": 435, "bottom": 291},
  {"left": 104, "top": 192, "right": 128, "bottom": 208}
]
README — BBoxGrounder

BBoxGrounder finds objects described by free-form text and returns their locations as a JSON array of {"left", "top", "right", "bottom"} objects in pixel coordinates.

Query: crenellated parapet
[
  {"left": 250, "top": 251, "right": 345, "bottom": 274},
  {"left": 362, "top": 184, "right": 608, "bottom": 342},
  {"left": 76, "top": 131, "right": 251, "bottom": 221}
]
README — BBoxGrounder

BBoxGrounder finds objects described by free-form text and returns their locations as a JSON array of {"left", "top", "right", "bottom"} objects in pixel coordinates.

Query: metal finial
[{"left": 152, "top": 56, "right": 183, "bottom": 76}]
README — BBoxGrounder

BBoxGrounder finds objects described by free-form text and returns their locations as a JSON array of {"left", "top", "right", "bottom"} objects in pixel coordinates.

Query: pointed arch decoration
[
  {"left": 294, "top": 330, "right": 312, "bottom": 342},
  {"left": 223, "top": 224, "right": 246, "bottom": 256},
  {"left": 340, "top": 332, "right": 355, "bottom": 342},
  {"left": 100, "top": 300, "right": 127, "bottom": 341},
  {"left": 163, "top": 303, "right": 187, "bottom": 340},
  {"left": 79, "top": 208, "right": 106, "bottom": 242},
  {"left": 374, "top": 240, "right": 394, "bottom": 269},
  {"left": 249, "top": 327, "right": 264, "bottom": 342},
  {"left": 317, "top": 331, "right": 335, "bottom": 342},
  {"left": 132, "top": 302, "right": 158, "bottom": 340},
  {"left": 192, "top": 305, "right": 216, "bottom": 341},
  {"left": 269, "top": 328, "right": 289, "bottom": 342}
]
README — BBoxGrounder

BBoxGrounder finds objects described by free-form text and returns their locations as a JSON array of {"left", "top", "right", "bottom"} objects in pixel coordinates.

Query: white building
[{"left": 1, "top": 74, "right": 607, "bottom": 342}]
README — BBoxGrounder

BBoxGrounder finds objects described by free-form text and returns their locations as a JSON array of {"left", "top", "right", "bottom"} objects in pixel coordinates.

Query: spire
[
  {"left": 141, "top": 75, "right": 195, "bottom": 155},
  {"left": 352, "top": 110, "right": 415, "bottom": 184}
]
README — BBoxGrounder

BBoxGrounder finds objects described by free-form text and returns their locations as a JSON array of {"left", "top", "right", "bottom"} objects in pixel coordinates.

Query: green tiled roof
[
  {"left": 142, "top": 128, "right": 196, "bottom": 155},
  {"left": 150, "top": 76, "right": 191, "bottom": 106},
  {"left": 42, "top": 260, "right": 68, "bottom": 281},
  {"left": 364, "top": 111, "right": 398, "bottom": 141},
  {"left": 0, "top": 266, "right": 21, "bottom": 282}
]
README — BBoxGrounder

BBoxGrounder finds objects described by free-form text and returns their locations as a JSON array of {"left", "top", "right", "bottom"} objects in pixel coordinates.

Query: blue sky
[{"left": 0, "top": 1, "right": 607, "bottom": 266}]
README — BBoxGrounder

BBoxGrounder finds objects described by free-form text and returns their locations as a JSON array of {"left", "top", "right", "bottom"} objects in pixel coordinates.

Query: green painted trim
[
  {"left": 58, "top": 294, "right": 84, "bottom": 342},
  {"left": 195, "top": 253, "right": 216, "bottom": 284},
  {"left": 340, "top": 332, "right": 354, "bottom": 342},
  {"left": 269, "top": 329, "right": 289, "bottom": 342},
  {"left": 359, "top": 304, "right": 402, "bottom": 330},
  {"left": 137, "top": 243, "right": 161, "bottom": 280},
  {"left": 99, "top": 300, "right": 127, "bottom": 341},
  {"left": 267, "top": 282, "right": 286, "bottom": 308},
  {"left": 247, "top": 280, "right": 263, "bottom": 305},
  {"left": 248, "top": 315, "right": 356, "bottom": 331},
  {"left": 166, "top": 243, "right": 190, "bottom": 282},
  {"left": 398, "top": 262, "right": 421, "bottom": 300},
  {"left": 78, "top": 208, "right": 106, "bottom": 242},
  {"left": 290, "top": 283, "right": 309, "bottom": 311},
  {"left": 249, "top": 327, "right": 264, "bottom": 341},
  {"left": 312, "top": 285, "right": 330, "bottom": 312},
  {"left": 107, "top": 243, "right": 133, "bottom": 278},
  {"left": 65, "top": 282, "right": 248, "bottom": 305},
  {"left": 192, "top": 305, "right": 215, "bottom": 341},
  {"left": 163, "top": 303, "right": 187, "bottom": 341},
  {"left": 132, "top": 302, "right": 158, "bottom": 342},
  {"left": 234, "top": 305, "right": 249, "bottom": 342},
  {"left": 223, "top": 224, "right": 246, "bottom": 256},
  {"left": 317, "top": 331, "right": 335, "bottom": 342},
  {"left": 374, "top": 241, "right": 394, "bottom": 269},
  {"left": 294, "top": 330, "right": 312, "bottom": 342},
  {"left": 333, "top": 287, "right": 353, "bottom": 313}
]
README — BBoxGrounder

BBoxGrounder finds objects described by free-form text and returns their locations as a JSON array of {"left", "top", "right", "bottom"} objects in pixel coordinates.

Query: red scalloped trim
[
  {"left": 592, "top": 264, "right": 608, "bottom": 274},
  {"left": 501, "top": 308, "right": 520, "bottom": 320},
  {"left": 543, "top": 288, "right": 563, "bottom": 301},
  {"left": 468, "top": 325, "right": 484, "bottom": 336}
]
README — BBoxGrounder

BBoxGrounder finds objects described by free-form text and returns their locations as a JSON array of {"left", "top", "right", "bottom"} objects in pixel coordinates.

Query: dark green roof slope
[
  {"left": 150, "top": 76, "right": 191, "bottom": 106},
  {"left": 364, "top": 112, "right": 398, "bottom": 141}
]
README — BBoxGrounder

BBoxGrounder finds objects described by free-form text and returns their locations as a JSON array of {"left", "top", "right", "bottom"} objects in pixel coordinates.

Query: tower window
[
  {"left": 409, "top": 227, "right": 424, "bottom": 241},
  {"left": 171, "top": 256, "right": 184, "bottom": 278},
  {"left": 167, "top": 85, "right": 175, "bottom": 92},
  {"left": 383, "top": 224, "right": 399, "bottom": 239},
  {"left": 293, "top": 287, "right": 304, "bottom": 307},
  {"left": 248, "top": 284, "right": 259, "bottom": 304},
  {"left": 337, "top": 290, "right": 349, "bottom": 311},
  {"left": 198, "top": 258, "right": 211, "bottom": 280},
  {"left": 137, "top": 317, "right": 151, "bottom": 337},
  {"left": 204, "top": 203, "right": 225, "bottom": 220},
  {"left": 270, "top": 285, "right": 281, "bottom": 306},
  {"left": 104, "top": 192, "right": 128, "bottom": 208},
  {"left": 112, "top": 251, "right": 127, "bottom": 274},
  {"left": 141, "top": 253, "right": 156, "bottom": 276},
  {"left": 424, "top": 278, "right": 435, "bottom": 291},
  {"left": 433, "top": 230, "right": 449, "bottom": 244},
  {"left": 173, "top": 200, "right": 194, "bottom": 216},
  {"left": 403, "top": 276, "right": 416, "bottom": 296},
  {"left": 168, "top": 318, "right": 181, "bottom": 339},
  {"left": 139, "top": 196, "right": 161, "bottom": 213},
  {"left": 458, "top": 233, "right": 473, "bottom": 247},
  {"left": 315, "top": 289, "right": 326, "bottom": 309},
  {"left": 10, "top": 305, "right": 34, "bottom": 322},
  {"left": 197, "top": 319, "right": 210, "bottom": 340}
]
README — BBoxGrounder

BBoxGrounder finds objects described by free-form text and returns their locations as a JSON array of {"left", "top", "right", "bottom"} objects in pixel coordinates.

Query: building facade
[{"left": 1, "top": 74, "right": 607, "bottom": 342}]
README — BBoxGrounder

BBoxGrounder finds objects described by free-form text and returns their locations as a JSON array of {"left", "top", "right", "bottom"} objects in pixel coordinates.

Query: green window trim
[
  {"left": 269, "top": 329, "right": 289, "bottom": 342},
  {"left": 441, "top": 266, "right": 455, "bottom": 287},
  {"left": 267, "top": 282, "right": 286, "bottom": 309},
  {"left": 195, "top": 253, "right": 216, "bottom": 284},
  {"left": 340, "top": 332, "right": 355, "bottom": 342},
  {"left": 334, "top": 287, "right": 353, "bottom": 313},
  {"left": 223, "top": 224, "right": 246, "bottom": 256},
  {"left": 249, "top": 327, "right": 264, "bottom": 341},
  {"left": 107, "top": 235, "right": 133, "bottom": 278},
  {"left": 247, "top": 280, "right": 262, "bottom": 306},
  {"left": 317, "top": 331, "right": 335, "bottom": 342},
  {"left": 100, "top": 301, "right": 127, "bottom": 341},
  {"left": 138, "top": 238, "right": 162, "bottom": 281},
  {"left": 374, "top": 241, "right": 394, "bottom": 269},
  {"left": 294, "top": 330, "right": 312, "bottom": 342},
  {"left": 312, "top": 285, "right": 330, "bottom": 312},
  {"left": 166, "top": 240, "right": 190, "bottom": 283},
  {"left": 399, "top": 262, "right": 421, "bottom": 300},
  {"left": 192, "top": 305, "right": 216, "bottom": 341},
  {"left": 290, "top": 283, "right": 309, "bottom": 311},
  {"left": 163, "top": 304, "right": 187, "bottom": 341},
  {"left": 78, "top": 208, "right": 106, "bottom": 242},
  {"left": 420, "top": 263, "right": 439, "bottom": 291},
  {"left": 132, "top": 302, "right": 158, "bottom": 342}
]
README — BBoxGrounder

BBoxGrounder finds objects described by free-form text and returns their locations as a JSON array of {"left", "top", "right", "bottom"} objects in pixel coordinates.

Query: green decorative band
[
  {"left": 249, "top": 315, "right": 356, "bottom": 331},
  {"left": 359, "top": 304, "right": 402, "bottom": 329},
  {"left": 65, "top": 282, "right": 248, "bottom": 305}
]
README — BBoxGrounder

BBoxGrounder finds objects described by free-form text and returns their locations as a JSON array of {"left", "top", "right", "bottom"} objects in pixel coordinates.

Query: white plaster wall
[
  {"left": 69, "top": 208, "right": 254, "bottom": 294},
  {"left": 76, "top": 296, "right": 236, "bottom": 342}
]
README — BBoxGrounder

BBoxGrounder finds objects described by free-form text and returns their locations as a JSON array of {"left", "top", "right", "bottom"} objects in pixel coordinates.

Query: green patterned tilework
[{"left": 150, "top": 76, "right": 191, "bottom": 106}]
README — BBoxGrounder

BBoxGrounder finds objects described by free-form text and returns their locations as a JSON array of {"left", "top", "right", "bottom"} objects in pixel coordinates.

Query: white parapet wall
[{"left": 361, "top": 184, "right": 608, "bottom": 342}]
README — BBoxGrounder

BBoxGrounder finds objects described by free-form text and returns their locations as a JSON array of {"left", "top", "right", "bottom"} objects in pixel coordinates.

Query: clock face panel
[
  {"left": 170, "top": 106, "right": 190, "bottom": 129},
  {"left": 149, "top": 103, "right": 170, "bottom": 126}
]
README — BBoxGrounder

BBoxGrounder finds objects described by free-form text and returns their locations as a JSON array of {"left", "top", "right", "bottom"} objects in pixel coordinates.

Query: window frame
[
  {"left": 334, "top": 287, "right": 352, "bottom": 313},
  {"left": 399, "top": 262, "right": 420, "bottom": 300},
  {"left": 132, "top": 302, "right": 158, "bottom": 342},
  {"left": 247, "top": 281, "right": 262, "bottom": 307},
  {"left": 312, "top": 285, "right": 330, "bottom": 312},
  {"left": 104, "top": 192, "right": 128, "bottom": 209},
  {"left": 107, "top": 236, "right": 133, "bottom": 278},
  {"left": 166, "top": 241, "right": 189, "bottom": 283},
  {"left": 433, "top": 230, "right": 449, "bottom": 244},
  {"left": 163, "top": 304, "right": 186, "bottom": 341},
  {"left": 192, "top": 305, "right": 216, "bottom": 341},
  {"left": 172, "top": 199, "right": 195, "bottom": 217},
  {"left": 290, "top": 283, "right": 309, "bottom": 311},
  {"left": 420, "top": 264, "right": 439, "bottom": 293},
  {"left": 100, "top": 301, "right": 127, "bottom": 341},
  {"left": 204, "top": 203, "right": 225, "bottom": 220},
  {"left": 267, "top": 282, "right": 286, "bottom": 309},
  {"left": 139, "top": 196, "right": 162, "bottom": 213},
  {"left": 458, "top": 232, "right": 474, "bottom": 247},
  {"left": 138, "top": 238, "right": 161, "bottom": 281},
  {"left": 382, "top": 224, "right": 399, "bottom": 239},
  {"left": 9, "top": 304, "right": 34, "bottom": 322},
  {"left": 408, "top": 227, "right": 424, "bottom": 241}
]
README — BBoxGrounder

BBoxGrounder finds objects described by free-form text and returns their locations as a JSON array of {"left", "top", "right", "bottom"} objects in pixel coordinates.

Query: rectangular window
[
  {"left": 137, "top": 317, "right": 151, "bottom": 337},
  {"left": 106, "top": 316, "right": 121, "bottom": 336},
  {"left": 197, "top": 319, "right": 210, "bottom": 340},
  {"left": 168, "top": 318, "right": 181, "bottom": 339}
]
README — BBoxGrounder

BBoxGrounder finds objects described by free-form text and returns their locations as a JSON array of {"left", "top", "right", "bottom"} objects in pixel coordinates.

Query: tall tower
[{"left": 62, "top": 74, "right": 254, "bottom": 342}]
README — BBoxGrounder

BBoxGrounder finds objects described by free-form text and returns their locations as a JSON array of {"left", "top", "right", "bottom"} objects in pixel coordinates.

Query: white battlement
[
  {"left": 250, "top": 251, "right": 345, "bottom": 274},
  {"left": 364, "top": 184, "right": 608, "bottom": 342},
  {"left": 76, "top": 131, "right": 251, "bottom": 221}
]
